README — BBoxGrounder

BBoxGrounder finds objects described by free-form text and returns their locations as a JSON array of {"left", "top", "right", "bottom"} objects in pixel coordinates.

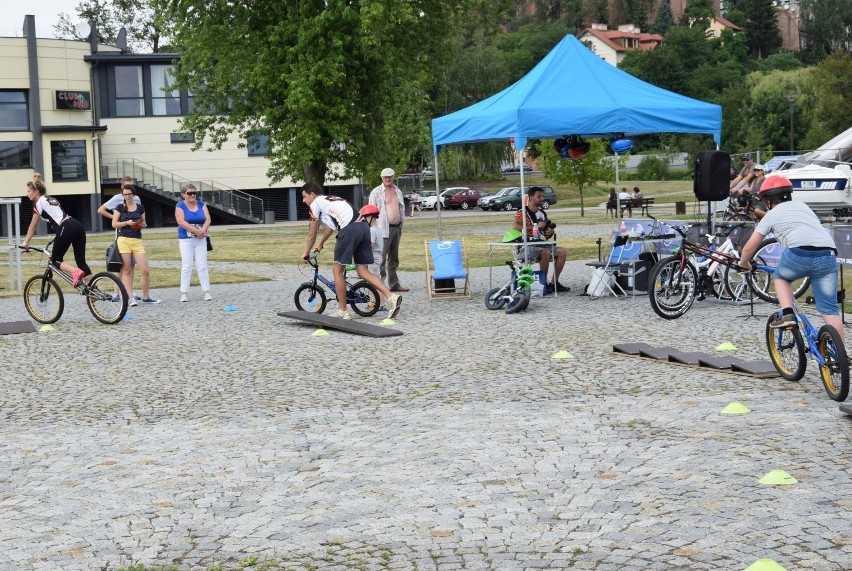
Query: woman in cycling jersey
[{"left": 22, "top": 179, "right": 92, "bottom": 286}]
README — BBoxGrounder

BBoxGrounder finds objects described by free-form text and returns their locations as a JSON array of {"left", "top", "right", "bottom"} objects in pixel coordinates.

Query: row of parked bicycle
[{"left": 646, "top": 216, "right": 848, "bottom": 403}]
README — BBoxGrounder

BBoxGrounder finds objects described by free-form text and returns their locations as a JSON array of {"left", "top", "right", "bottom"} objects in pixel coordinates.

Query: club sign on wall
[{"left": 55, "top": 91, "right": 91, "bottom": 110}]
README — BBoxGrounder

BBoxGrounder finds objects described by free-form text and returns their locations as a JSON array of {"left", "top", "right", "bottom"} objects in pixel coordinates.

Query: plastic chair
[
  {"left": 425, "top": 239, "right": 471, "bottom": 300},
  {"left": 585, "top": 235, "right": 644, "bottom": 298}
]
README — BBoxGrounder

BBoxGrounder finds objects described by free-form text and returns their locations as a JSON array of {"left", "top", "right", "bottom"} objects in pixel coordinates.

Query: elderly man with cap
[{"left": 368, "top": 167, "right": 409, "bottom": 292}]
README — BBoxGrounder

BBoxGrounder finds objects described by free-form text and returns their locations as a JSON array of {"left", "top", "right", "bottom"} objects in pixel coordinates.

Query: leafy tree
[
  {"left": 799, "top": 0, "right": 852, "bottom": 61},
  {"left": 54, "top": 0, "right": 171, "bottom": 52},
  {"left": 611, "top": 0, "right": 653, "bottom": 28},
  {"left": 682, "top": 0, "right": 714, "bottom": 29},
  {"left": 582, "top": 0, "right": 609, "bottom": 26},
  {"left": 802, "top": 51, "right": 852, "bottom": 149},
  {"left": 649, "top": 1, "right": 675, "bottom": 34},
  {"left": 535, "top": 138, "right": 611, "bottom": 216},
  {"left": 168, "top": 0, "right": 472, "bottom": 187},
  {"left": 637, "top": 155, "right": 669, "bottom": 180},
  {"left": 741, "top": 0, "right": 782, "bottom": 59}
]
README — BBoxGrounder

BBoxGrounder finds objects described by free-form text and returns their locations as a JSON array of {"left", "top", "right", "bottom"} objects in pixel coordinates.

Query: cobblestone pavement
[{"left": 1, "top": 258, "right": 851, "bottom": 571}]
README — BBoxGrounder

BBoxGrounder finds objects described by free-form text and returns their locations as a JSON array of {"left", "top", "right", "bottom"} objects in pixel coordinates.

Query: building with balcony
[
  {"left": 0, "top": 16, "right": 361, "bottom": 236},
  {"left": 578, "top": 24, "right": 663, "bottom": 66}
]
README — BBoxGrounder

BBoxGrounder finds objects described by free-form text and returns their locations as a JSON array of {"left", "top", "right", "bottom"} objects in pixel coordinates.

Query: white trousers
[{"left": 179, "top": 237, "right": 210, "bottom": 293}]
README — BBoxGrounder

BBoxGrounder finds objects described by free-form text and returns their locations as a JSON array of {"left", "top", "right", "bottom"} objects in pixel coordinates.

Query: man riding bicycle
[{"left": 738, "top": 175, "right": 841, "bottom": 340}]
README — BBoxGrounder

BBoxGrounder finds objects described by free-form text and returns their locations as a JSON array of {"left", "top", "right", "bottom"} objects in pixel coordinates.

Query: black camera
[{"left": 543, "top": 220, "right": 556, "bottom": 230}]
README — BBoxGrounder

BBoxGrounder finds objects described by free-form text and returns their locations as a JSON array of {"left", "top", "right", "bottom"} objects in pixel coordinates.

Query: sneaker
[
  {"left": 542, "top": 284, "right": 553, "bottom": 296},
  {"left": 142, "top": 297, "right": 161, "bottom": 304},
  {"left": 332, "top": 309, "right": 351, "bottom": 320},
  {"left": 203, "top": 292, "right": 213, "bottom": 301},
  {"left": 180, "top": 293, "right": 189, "bottom": 303},
  {"left": 129, "top": 298, "right": 138, "bottom": 307},
  {"left": 387, "top": 293, "right": 402, "bottom": 319},
  {"left": 554, "top": 282, "right": 571, "bottom": 293},
  {"left": 377, "top": 305, "right": 388, "bottom": 312},
  {"left": 769, "top": 312, "right": 797, "bottom": 329},
  {"left": 134, "top": 294, "right": 142, "bottom": 301},
  {"left": 111, "top": 294, "right": 121, "bottom": 302},
  {"left": 71, "top": 269, "right": 85, "bottom": 287}
]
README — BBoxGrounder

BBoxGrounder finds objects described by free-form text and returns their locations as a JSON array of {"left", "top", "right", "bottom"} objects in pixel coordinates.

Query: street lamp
[{"left": 788, "top": 93, "right": 795, "bottom": 153}]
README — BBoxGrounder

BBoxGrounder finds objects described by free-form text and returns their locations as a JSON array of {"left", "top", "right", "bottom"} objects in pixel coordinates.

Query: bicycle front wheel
[
  {"left": 485, "top": 286, "right": 509, "bottom": 310},
  {"left": 748, "top": 238, "right": 811, "bottom": 304},
  {"left": 649, "top": 255, "right": 697, "bottom": 319},
  {"left": 294, "top": 283, "right": 327, "bottom": 313},
  {"left": 86, "top": 272, "right": 128, "bottom": 325},
  {"left": 505, "top": 289, "right": 530, "bottom": 314},
  {"left": 817, "top": 325, "right": 849, "bottom": 401},
  {"left": 765, "top": 313, "right": 806, "bottom": 381},
  {"left": 348, "top": 280, "right": 380, "bottom": 317},
  {"left": 23, "top": 275, "right": 64, "bottom": 324}
]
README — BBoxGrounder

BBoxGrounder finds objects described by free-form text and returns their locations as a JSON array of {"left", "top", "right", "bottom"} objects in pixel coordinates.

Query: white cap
[
  {"left": 753, "top": 164, "right": 765, "bottom": 171},
  {"left": 380, "top": 167, "right": 395, "bottom": 177}
]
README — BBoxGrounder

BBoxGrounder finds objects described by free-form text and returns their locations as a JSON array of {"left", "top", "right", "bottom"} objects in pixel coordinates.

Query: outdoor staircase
[{"left": 104, "top": 159, "right": 264, "bottom": 224}]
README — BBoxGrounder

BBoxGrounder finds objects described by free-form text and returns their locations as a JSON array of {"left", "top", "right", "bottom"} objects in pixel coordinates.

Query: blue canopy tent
[{"left": 430, "top": 34, "right": 722, "bottom": 237}]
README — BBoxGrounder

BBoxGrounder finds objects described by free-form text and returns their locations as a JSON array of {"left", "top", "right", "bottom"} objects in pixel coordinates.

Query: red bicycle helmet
[
  {"left": 758, "top": 175, "right": 793, "bottom": 199},
  {"left": 359, "top": 204, "right": 380, "bottom": 216}
]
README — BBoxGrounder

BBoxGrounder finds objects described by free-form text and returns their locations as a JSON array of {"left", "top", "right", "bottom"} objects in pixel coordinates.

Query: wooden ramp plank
[
  {"left": 839, "top": 403, "right": 852, "bottom": 416},
  {"left": 0, "top": 321, "right": 37, "bottom": 335},
  {"left": 730, "top": 360, "right": 780, "bottom": 378},
  {"left": 613, "top": 342, "right": 653, "bottom": 355},
  {"left": 668, "top": 351, "right": 707, "bottom": 366},
  {"left": 698, "top": 355, "right": 742, "bottom": 370},
  {"left": 639, "top": 346, "right": 679, "bottom": 360},
  {"left": 277, "top": 310, "right": 403, "bottom": 337}
]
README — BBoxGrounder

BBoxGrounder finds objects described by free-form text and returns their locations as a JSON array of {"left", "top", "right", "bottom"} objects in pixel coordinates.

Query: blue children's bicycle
[
  {"left": 294, "top": 252, "right": 380, "bottom": 317},
  {"left": 764, "top": 299, "right": 849, "bottom": 402}
]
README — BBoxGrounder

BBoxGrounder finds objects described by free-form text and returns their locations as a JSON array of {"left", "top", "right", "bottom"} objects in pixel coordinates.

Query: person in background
[
  {"left": 368, "top": 167, "right": 409, "bottom": 292},
  {"left": 513, "top": 186, "right": 569, "bottom": 295},
  {"left": 362, "top": 204, "right": 386, "bottom": 309},
  {"left": 738, "top": 175, "right": 842, "bottom": 340},
  {"left": 112, "top": 186, "right": 160, "bottom": 305},
  {"left": 410, "top": 190, "right": 422, "bottom": 216},
  {"left": 175, "top": 184, "right": 212, "bottom": 302},
  {"left": 618, "top": 187, "right": 632, "bottom": 217},
  {"left": 605, "top": 187, "right": 618, "bottom": 218},
  {"left": 631, "top": 186, "right": 644, "bottom": 211},
  {"left": 22, "top": 179, "right": 92, "bottom": 287},
  {"left": 98, "top": 176, "right": 141, "bottom": 301},
  {"left": 730, "top": 153, "right": 755, "bottom": 192},
  {"left": 301, "top": 182, "right": 401, "bottom": 319}
]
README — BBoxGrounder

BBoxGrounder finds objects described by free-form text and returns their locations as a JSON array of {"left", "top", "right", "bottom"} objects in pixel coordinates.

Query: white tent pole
[
  {"left": 519, "top": 148, "right": 529, "bottom": 264},
  {"left": 615, "top": 151, "right": 622, "bottom": 222},
  {"left": 433, "top": 150, "right": 442, "bottom": 240}
]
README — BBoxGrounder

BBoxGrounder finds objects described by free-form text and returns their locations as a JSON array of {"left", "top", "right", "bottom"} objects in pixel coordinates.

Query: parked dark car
[
  {"left": 501, "top": 164, "right": 533, "bottom": 174},
  {"left": 444, "top": 188, "right": 487, "bottom": 210},
  {"left": 478, "top": 187, "right": 519, "bottom": 210},
  {"left": 488, "top": 185, "right": 557, "bottom": 210}
]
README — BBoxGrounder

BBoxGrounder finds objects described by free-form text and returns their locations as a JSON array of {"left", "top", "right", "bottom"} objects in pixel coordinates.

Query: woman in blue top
[{"left": 175, "top": 184, "right": 212, "bottom": 302}]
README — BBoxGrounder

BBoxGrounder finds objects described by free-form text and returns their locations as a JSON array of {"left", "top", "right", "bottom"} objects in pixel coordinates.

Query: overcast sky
[{"left": 4, "top": 1, "right": 77, "bottom": 39}]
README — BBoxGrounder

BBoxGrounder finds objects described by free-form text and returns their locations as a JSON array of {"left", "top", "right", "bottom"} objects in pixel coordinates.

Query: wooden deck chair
[{"left": 425, "top": 239, "right": 471, "bottom": 300}]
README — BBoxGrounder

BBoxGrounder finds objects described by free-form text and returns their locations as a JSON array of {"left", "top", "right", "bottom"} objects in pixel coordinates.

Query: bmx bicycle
[
  {"left": 293, "top": 252, "right": 381, "bottom": 317},
  {"left": 17, "top": 241, "right": 128, "bottom": 325}
]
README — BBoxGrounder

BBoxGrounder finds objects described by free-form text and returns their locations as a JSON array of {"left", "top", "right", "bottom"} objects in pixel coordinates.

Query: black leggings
[{"left": 52, "top": 218, "right": 92, "bottom": 276}]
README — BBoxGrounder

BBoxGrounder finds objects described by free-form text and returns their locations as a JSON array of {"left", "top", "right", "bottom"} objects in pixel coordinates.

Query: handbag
[
  {"left": 206, "top": 235, "right": 213, "bottom": 251},
  {"left": 106, "top": 239, "right": 122, "bottom": 272}
]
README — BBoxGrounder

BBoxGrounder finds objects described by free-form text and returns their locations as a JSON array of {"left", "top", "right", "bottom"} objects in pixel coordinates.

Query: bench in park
[{"left": 621, "top": 197, "right": 655, "bottom": 217}]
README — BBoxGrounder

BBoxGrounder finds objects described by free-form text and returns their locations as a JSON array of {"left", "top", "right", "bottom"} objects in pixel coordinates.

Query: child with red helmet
[{"left": 738, "top": 175, "right": 841, "bottom": 338}]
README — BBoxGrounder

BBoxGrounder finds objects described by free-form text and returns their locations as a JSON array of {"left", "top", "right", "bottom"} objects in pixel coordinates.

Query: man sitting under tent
[{"left": 512, "top": 186, "right": 569, "bottom": 295}]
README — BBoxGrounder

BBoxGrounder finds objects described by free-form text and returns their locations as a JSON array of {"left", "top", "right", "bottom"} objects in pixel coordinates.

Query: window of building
[
  {"left": 115, "top": 66, "right": 144, "bottom": 116},
  {"left": 0, "top": 91, "right": 29, "bottom": 131},
  {"left": 0, "top": 141, "right": 31, "bottom": 169},
  {"left": 50, "top": 140, "right": 88, "bottom": 181},
  {"left": 247, "top": 134, "right": 268, "bottom": 156},
  {"left": 151, "top": 65, "right": 181, "bottom": 116},
  {"left": 170, "top": 132, "right": 195, "bottom": 143}
]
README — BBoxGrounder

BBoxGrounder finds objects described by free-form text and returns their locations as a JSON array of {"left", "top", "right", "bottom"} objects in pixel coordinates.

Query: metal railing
[{"left": 102, "top": 159, "right": 264, "bottom": 223}]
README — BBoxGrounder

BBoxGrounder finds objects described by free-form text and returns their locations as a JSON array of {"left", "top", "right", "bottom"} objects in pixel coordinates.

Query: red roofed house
[{"left": 578, "top": 24, "right": 663, "bottom": 66}]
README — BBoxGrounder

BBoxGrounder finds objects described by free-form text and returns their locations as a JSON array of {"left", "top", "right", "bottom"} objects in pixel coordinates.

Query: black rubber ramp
[
  {"left": 667, "top": 351, "right": 707, "bottom": 366},
  {"left": 612, "top": 343, "right": 653, "bottom": 355},
  {"left": 613, "top": 344, "right": 780, "bottom": 378},
  {"left": 0, "top": 321, "right": 37, "bottom": 335},
  {"left": 277, "top": 311, "right": 403, "bottom": 337}
]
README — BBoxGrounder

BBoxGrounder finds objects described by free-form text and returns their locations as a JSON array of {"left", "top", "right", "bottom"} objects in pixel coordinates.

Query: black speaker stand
[{"left": 737, "top": 280, "right": 766, "bottom": 320}]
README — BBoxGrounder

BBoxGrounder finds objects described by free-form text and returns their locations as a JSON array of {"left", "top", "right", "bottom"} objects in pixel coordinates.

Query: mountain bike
[
  {"left": 294, "top": 252, "right": 380, "bottom": 317},
  {"left": 18, "top": 241, "right": 128, "bottom": 325},
  {"left": 731, "top": 238, "right": 811, "bottom": 304},
  {"left": 484, "top": 260, "right": 533, "bottom": 314},
  {"left": 647, "top": 218, "right": 746, "bottom": 319},
  {"left": 763, "top": 299, "right": 849, "bottom": 401}
]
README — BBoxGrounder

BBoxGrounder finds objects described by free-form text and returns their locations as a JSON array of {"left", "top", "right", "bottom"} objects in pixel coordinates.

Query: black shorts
[{"left": 334, "top": 221, "right": 373, "bottom": 266}]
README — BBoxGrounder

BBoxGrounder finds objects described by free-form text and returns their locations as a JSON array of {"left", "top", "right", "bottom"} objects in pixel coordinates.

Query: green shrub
[{"left": 637, "top": 156, "right": 670, "bottom": 180}]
